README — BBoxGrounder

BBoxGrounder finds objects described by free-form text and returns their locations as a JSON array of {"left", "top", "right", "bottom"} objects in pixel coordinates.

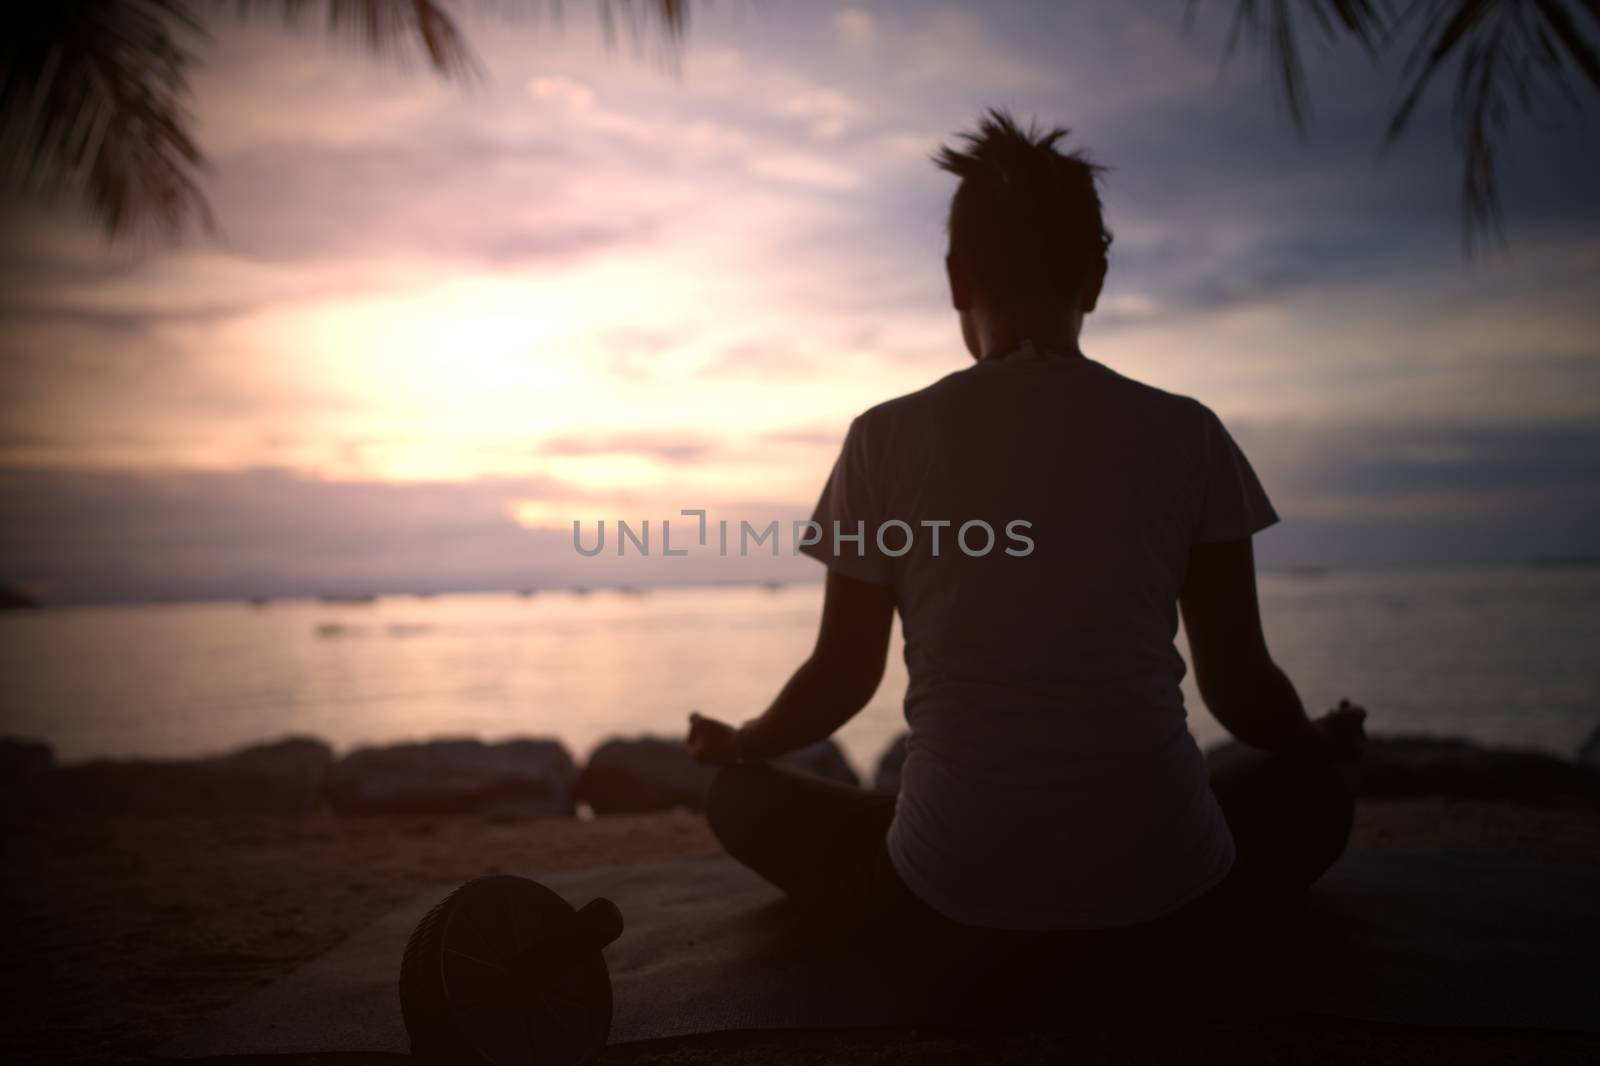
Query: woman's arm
[
  {"left": 690, "top": 569, "right": 895, "bottom": 764},
  {"left": 1179, "top": 538, "right": 1329, "bottom": 758}
]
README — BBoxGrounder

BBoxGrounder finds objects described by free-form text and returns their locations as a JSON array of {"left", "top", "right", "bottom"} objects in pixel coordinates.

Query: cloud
[
  {"left": 0, "top": 466, "right": 822, "bottom": 603},
  {"left": 865, "top": 6, "right": 1058, "bottom": 91},
  {"left": 1241, "top": 419, "right": 1600, "bottom": 502},
  {"left": 472, "top": 218, "right": 662, "bottom": 267},
  {"left": 759, "top": 425, "right": 847, "bottom": 449},
  {"left": 540, "top": 431, "right": 720, "bottom": 463},
  {"left": 5, "top": 417, "right": 1597, "bottom": 603},
  {"left": 201, "top": 135, "right": 642, "bottom": 269},
  {"left": 745, "top": 151, "right": 860, "bottom": 190},
  {"left": 781, "top": 88, "right": 863, "bottom": 141},
  {"left": 833, "top": 9, "right": 876, "bottom": 49},
  {"left": 527, "top": 74, "right": 598, "bottom": 112},
  {"left": 1223, "top": 417, "right": 1600, "bottom": 566},
  {"left": 1225, "top": 418, "right": 1600, "bottom": 568},
  {"left": 695, "top": 339, "right": 818, "bottom": 379}
]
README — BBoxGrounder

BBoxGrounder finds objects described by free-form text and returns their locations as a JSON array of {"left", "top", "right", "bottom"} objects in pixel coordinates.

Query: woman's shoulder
[
  {"left": 1080, "top": 360, "right": 1218, "bottom": 428},
  {"left": 852, "top": 357, "right": 1221, "bottom": 440}
]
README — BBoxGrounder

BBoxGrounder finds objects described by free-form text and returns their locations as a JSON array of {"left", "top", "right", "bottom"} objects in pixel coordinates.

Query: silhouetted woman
[{"left": 686, "top": 109, "right": 1365, "bottom": 1024}]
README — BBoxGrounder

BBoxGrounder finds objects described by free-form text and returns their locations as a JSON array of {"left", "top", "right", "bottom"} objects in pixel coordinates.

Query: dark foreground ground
[{"left": 2, "top": 801, "right": 1597, "bottom": 1065}]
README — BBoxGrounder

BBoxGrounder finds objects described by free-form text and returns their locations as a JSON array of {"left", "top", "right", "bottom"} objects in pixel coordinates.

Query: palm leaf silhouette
[
  {"left": 1208, "top": 0, "right": 1388, "bottom": 128},
  {"left": 10, "top": 2, "right": 1589, "bottom": 250},
  {"left": 2, "top": 2, "right": 211, "bottom": 239},
  {"left": 1216, "top": 0, "right": 1599, "bottom": 250},
  {"left": 0, "top": 1, "right": 685, "bottom": 241},
  {"left": 1386, "top": 0, "right": 1600, "bottom": 249}
]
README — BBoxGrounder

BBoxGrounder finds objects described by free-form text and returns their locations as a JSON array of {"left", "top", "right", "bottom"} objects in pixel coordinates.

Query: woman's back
[
  {"left": 802, "top": 341, "right": 1278, "bottom": 929},
  {"left": 695, "top": 110, "right": 1356, "bottom": 978}
]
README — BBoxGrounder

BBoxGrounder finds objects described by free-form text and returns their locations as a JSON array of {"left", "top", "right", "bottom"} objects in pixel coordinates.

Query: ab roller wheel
[{"left": 400, "top": 875, "right": 624, "bottom": 1066}]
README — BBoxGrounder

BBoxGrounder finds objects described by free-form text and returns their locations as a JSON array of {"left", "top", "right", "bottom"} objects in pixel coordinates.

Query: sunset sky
[{"left": 2, "top": 1, "right": 1598, "bottom": 602}]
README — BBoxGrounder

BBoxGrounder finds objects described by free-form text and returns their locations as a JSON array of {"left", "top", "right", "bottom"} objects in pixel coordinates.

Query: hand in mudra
[
  {"left": 1315, "top": 699, "right": 1368, "bottom": 763},
  {"left": 686, "top": 711, "right": 742, "bottom": 767}
]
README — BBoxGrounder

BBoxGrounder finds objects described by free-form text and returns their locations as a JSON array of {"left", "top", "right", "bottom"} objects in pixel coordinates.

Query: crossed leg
[
  {"left": 1206, "top": 740, "right": 1357, "bottom": 908},
  {"left": 703, "top": 743, "right": 1358, "bottom": 1022},
  {"left": 703, "top": 759, "right": 908, "bottom": 935}
]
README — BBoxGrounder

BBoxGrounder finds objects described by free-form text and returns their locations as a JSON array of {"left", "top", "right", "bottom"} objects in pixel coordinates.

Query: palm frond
[
  {"left": 1215, "top": 0, "right": 1599, "bottom": 251},
  {"left": 2, "top": 1, "right": 692, "bottom": 241},
  {"left": 1387, "top": 0, "right": 1600, "bottom": 252},
  {"left": 1530, "top": 0, "right": 1600, "bottom": 85},
  {"left": 0, "top": 1, "right": 210, "bottom": 240},
  {"left": 598, "top": 0, "right": 688, "bottom": 42},
  {"left": 1206, "top": 0, "right": 1390, "bottom": 128},
  {"left": 584, "top": 0, "right": 688, "bottom": 72},
  {"left": 237, "top": 1, "right": 482, "bottom": 83}
]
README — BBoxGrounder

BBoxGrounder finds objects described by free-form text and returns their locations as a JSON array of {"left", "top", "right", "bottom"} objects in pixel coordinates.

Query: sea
[{"left": 2, "top": 566, "right": 1597, "bottom": 777}]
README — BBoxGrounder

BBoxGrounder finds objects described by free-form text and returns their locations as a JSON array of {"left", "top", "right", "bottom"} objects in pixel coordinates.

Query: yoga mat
[{"left": 159, "top": 854, "right": 1600, "bottom": 1059}]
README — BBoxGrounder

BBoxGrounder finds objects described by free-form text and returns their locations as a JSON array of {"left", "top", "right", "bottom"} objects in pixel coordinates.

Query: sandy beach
[{"left": 3, "top": 799, "right": 1597, "bottom": 1065}]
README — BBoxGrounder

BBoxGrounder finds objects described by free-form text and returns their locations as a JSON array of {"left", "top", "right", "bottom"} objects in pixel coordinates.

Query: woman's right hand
[
  {"left": 686, "top": 711, "right": 744, "bottom": 767},
  {"left": 1314, "top": 699, "right": 1368, "bottom": 763}
]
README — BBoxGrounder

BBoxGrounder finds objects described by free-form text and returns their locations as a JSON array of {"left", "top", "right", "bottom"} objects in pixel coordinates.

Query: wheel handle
[{"left": 508, "top": 898, "right": 625, "bottom": 988}]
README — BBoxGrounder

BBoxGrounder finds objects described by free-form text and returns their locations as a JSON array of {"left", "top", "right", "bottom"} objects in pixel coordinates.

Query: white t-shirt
[{"left": 801, "top": 340, "right": 1279, "bottom": 930}]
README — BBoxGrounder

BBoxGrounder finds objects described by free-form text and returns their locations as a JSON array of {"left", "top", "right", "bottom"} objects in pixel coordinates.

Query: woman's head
[{"left": 936, "top": 109, "right": 1111, "bottom": 355}]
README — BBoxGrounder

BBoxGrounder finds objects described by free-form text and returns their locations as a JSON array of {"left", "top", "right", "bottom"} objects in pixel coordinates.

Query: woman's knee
[
  {"left": 1299, "top": 758, "right": 1357, "bottom": 877},
  {"left": 1210, "top": 744, "right": 1357, "bottom": 887},
  {"left": 703, "top": 761, "right": 770, "bottom": 851}
]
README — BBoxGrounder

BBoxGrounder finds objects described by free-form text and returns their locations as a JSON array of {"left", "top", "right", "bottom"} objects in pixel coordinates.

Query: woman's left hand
[{"left": 687, "top": 711, "right": 743, "bottom": 766}]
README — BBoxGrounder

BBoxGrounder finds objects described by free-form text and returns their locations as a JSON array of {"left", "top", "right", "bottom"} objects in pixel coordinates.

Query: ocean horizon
[
  {"left": 9, "top": 555, "right": 1600, "bottom": 609},
  {"left": 3, "top": 564, "right": 1597, "bottom": 776}
]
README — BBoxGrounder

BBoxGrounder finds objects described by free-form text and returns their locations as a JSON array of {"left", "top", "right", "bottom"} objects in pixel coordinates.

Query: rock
[
  {"left": 26, "top": 736, "right": 333, "bottom": 816},
  {"left": 1355, "top": 736, "right": 1600, "bottom": 807},
  {"left": 577, "top": 737, "right": 713, "bottom": 815},
  {"left": 873, "top": 732, "right": 909, "bottom": 792},
  {"left": 327, "top": 738, "right": 576, "bottom": 817},
  {"left": 0, "top": 582, "right": 42, "bottom": 609},
  {"left": 0, "top": 736, "right": 54, "bottom": 783},
  {"left": 577, "top": 735, "right": 860, "bottom": 815},
  {"left": 861, "top": 731, "right": 1600, "bottom": 807},
  {"left": 1204, "top": 734, "right": 1600, "bottom": 808},
  {"left": 782, "top": 739, "right": 860, "bottom": 788}
]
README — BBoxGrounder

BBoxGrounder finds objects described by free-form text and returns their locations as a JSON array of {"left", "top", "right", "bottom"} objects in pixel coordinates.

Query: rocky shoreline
[
  {"left": 0, "top": 733, "right": 866, "bottom": 818},
  {"left": 5, "top": 728, "right": 1600, "bottom": 819}
]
